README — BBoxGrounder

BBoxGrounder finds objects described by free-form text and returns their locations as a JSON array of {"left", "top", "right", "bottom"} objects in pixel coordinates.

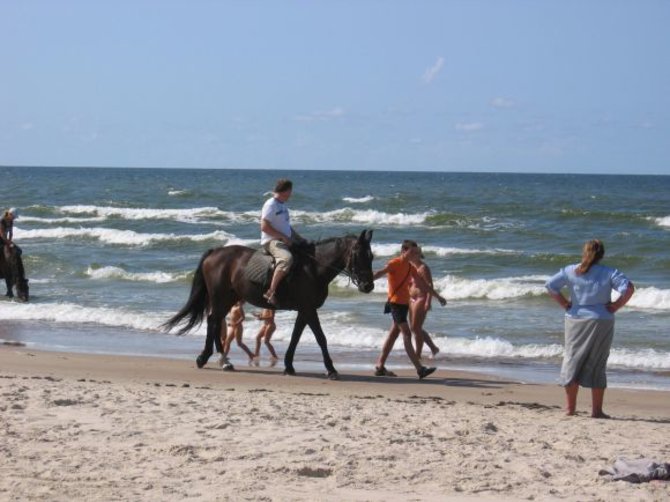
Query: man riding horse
[
  {"left": 1, "top": 208, "right": 21, "bottom": 259},
  {"left": 260, "top": 179, "right": 304, "bottom": 306}
]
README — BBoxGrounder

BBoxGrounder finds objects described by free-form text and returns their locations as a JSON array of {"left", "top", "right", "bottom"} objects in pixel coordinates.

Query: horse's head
[{"left": 348, "top": 229, "right": 375, "bottom": 293}]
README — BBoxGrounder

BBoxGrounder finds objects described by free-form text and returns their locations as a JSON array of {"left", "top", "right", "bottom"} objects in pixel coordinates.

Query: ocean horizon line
[{"left": 2, "top": 164, "right": 669, "bottom": 177}]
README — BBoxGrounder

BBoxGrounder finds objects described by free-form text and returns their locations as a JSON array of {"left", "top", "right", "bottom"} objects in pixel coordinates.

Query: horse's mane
[{"left": 314, "top": 234, "right": 356, "bottom": 246}]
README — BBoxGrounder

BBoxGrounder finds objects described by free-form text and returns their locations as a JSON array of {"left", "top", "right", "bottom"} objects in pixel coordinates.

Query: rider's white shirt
[{"left": 260, "top": 197, "right": 291, "bottom": 245}]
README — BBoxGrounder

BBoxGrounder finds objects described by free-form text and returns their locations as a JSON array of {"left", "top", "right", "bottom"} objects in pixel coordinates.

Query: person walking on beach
[
  {"left": 408, "top": 246, "right": 441, "bottom": 359},
  {"left": 223, "top": 301, "right": 255, "bottom": 362},
  {"left": 253, "top": 309, "right": 279, "bottom": 362},
  {"left": 373, "top": 240, "right": 447, "bottom": 379},
  {"left": 545, "top": 239, "right": 635, "bottom": 419},
  {"left": 260, "top": 179, "right": 304, "bottom": 306}
]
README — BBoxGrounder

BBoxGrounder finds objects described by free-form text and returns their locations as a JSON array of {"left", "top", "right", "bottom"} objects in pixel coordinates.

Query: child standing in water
[
  {"left": 253, "top": 309, "right": 279, "bottom": 361},
  {"left": 223, "top": 301, "right": 255, "bottom": 362}
]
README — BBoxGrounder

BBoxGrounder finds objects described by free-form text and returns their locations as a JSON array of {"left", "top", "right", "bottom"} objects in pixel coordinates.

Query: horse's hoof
[
  {"left": 327, "top": 371, "right": 339, "bottom": 381},
  {"left": 283, "top": 368, "right": 296, "bottom": 376},
  {"left": 196, "top": 354, "right": 207, "bottom": 369},
  {"left": 222, "top": 364, "right": 235, "bottom": 372}
]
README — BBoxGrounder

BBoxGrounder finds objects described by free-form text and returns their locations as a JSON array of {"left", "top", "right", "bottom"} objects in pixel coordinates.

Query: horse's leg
[
  {"left": 197, "top": 310, "right": 232, "bottom": 369},
  {"left": 284, "top": 311, "right": 308, "bottom": 376},
  {"left": 196, "top": 314, "right": 216, "bottom": 368},
  {"left": 305, "top": 310, "right": 338, "bottom": 380},
  {"left": 4, "top": 274, "right": 13, "bottom": 298}
]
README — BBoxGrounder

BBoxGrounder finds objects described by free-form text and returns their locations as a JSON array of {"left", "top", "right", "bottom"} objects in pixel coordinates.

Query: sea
[{"left": 2, "top": 166, "right": 670, "bottom": 391}]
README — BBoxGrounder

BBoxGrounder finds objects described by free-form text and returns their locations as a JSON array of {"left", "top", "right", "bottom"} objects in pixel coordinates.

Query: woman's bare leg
[
  {"left": 591, "top": 387, "right": 609, "bottom": 418},
  {"left": 565, "top": 381, "right": 579, "bottom": 415}
]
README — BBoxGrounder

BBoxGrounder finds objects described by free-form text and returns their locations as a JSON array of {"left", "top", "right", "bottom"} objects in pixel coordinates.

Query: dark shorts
[{"left": 390, "top": 303, "right": 409, "bottom": 324}]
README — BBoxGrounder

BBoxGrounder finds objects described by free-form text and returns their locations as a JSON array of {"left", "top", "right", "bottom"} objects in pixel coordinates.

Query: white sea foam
[
  {"left": 291, "top": 208, "right": 432, "bottom": 226},
  {"left": 371, "top": 243, "right": 518, "bottom": 258},
  {"left": 625, "top": 286, "right": 670, "bottom": 311},
  {"left": 16, "top": 226, "right": 255, "bottom": 247},
  {"left": 18, "top": 216, "right": 108, "bottom": 224},
  {"left": 439, "top": 336, "right": 563, "bottom": 359},
  {"left": 342, "top": 270, "right": 670, "bottom": 311},
  {"left": 371, "top": 243, "right": 404, "bottom": 257},
  {"left": 342, "top": 195, "right": 375, "bottom": 203},
  {"left": 368, "top": 274, "right": 548, "bottom": 301},
  {"left": 288, "top": 321, "right": 670, "bottom": 370},
  {"left": 86, "top": 266, "right": 189, "bottom": 283},
  {"left": 24, "top": 203, "right": 521, "bottom": 231},
  {"left": 423, "top": 245, "right": 519, "bottom": 257},
  {"left": 608, "top": 347, "right": 670, "bottom": 370},
  {"left": 652, "top": 216, "right": 670, "bottom": 228},
  {"left": 435, "top": 275, "right": 548, "bottom": 301},
  {"left": 57, "top": 205, "right": 230, "bottom": 223},
  {"left": 50, "top": 204, "right": 433, "bottom": 227},
  {"left": 2, "top": 302, "right": 668, "bottom": 370},
  {"left": 0, "top": 302, "right": 170, "bottom": 332}
]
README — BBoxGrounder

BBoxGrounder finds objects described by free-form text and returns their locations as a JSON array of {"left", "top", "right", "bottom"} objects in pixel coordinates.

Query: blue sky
[{"left": 1, "top": 1, "right": 668, "bottom": 174}]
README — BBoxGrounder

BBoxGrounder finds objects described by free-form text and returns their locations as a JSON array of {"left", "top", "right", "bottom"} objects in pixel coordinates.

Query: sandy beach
[{"left": 1, "top": 346, "right": 668, "bottom": 501}]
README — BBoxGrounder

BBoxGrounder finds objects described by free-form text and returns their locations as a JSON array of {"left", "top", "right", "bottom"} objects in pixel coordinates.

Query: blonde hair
[{"left": 576, "top": 239, "right": 605, "bottom": 275}]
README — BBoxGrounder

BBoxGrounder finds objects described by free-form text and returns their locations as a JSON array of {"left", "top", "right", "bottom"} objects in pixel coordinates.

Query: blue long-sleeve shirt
[{"left": 546, "top": 263, "right": 630, "bottom": 320}]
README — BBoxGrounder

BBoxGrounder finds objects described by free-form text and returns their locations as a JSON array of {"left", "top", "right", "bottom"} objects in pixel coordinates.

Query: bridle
[
  {"left": 344, "top": 240, "right": 371, "bottom": 288},
  {"left": 303, "top": 237, "right": 371, "bottom": 288}
]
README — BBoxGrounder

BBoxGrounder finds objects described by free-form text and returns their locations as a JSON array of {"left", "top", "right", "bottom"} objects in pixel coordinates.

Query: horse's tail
[{"left": 162, "top": 249, "right": 214, "bottom": 335}]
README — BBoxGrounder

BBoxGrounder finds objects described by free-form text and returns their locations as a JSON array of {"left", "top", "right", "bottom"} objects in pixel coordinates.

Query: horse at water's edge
[
  {"left": 0, "top": 246, "right": 29, "bottom": 302},
  {"left": 163, "top": 230, "right": 375, "bottom": 378}
]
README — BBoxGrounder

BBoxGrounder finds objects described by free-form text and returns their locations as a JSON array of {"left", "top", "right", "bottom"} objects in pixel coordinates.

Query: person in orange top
[{"left": 372, "top": 240, "right": 447, "bottom": 379}]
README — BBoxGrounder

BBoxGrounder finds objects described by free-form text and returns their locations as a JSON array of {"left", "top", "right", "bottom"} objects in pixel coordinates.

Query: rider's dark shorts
[{"left": 390, "top": 303, "right": 410, "bottom": 324}]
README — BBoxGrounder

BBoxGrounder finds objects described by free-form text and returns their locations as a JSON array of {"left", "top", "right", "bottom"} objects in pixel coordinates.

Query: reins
[{"left": 301, "top": 238, "right": 361, "bottom": 286}]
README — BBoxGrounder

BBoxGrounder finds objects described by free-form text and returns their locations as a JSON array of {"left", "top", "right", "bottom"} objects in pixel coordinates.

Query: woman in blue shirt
[{"left": 546, "top": 239, "right": 635, "bottom": 419}]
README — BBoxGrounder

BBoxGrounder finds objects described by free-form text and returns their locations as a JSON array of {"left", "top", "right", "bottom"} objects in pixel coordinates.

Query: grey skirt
[{"left": 560, "top": 317, "right": 615, "bottom": 388}]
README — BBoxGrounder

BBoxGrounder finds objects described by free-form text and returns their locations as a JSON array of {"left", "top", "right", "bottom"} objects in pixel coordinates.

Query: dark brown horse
[
  {"left": 0, "top": 245, "right": 29, "bottom": 302},
  {"left": 164, "top": 230, "right": 374, "bottom": 378}
]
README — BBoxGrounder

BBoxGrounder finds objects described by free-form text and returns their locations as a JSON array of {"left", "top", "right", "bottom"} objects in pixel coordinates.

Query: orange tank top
[{"left": 386, "top": 257, "right": 412, "bottom": 305}]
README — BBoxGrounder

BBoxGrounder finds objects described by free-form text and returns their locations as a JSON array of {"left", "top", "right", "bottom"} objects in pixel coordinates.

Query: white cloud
[
  {"left": 455, "top": 122, "right": 484, "bottom": 132},
  {"left": 490, "top": 97, "right": 516, "bottom": 109},
  {"left": 421, "top": 57, "right": 444, "bottom": 84},
  {"left": 294, "top": 107, "right": 345, "bottom": 122}
]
